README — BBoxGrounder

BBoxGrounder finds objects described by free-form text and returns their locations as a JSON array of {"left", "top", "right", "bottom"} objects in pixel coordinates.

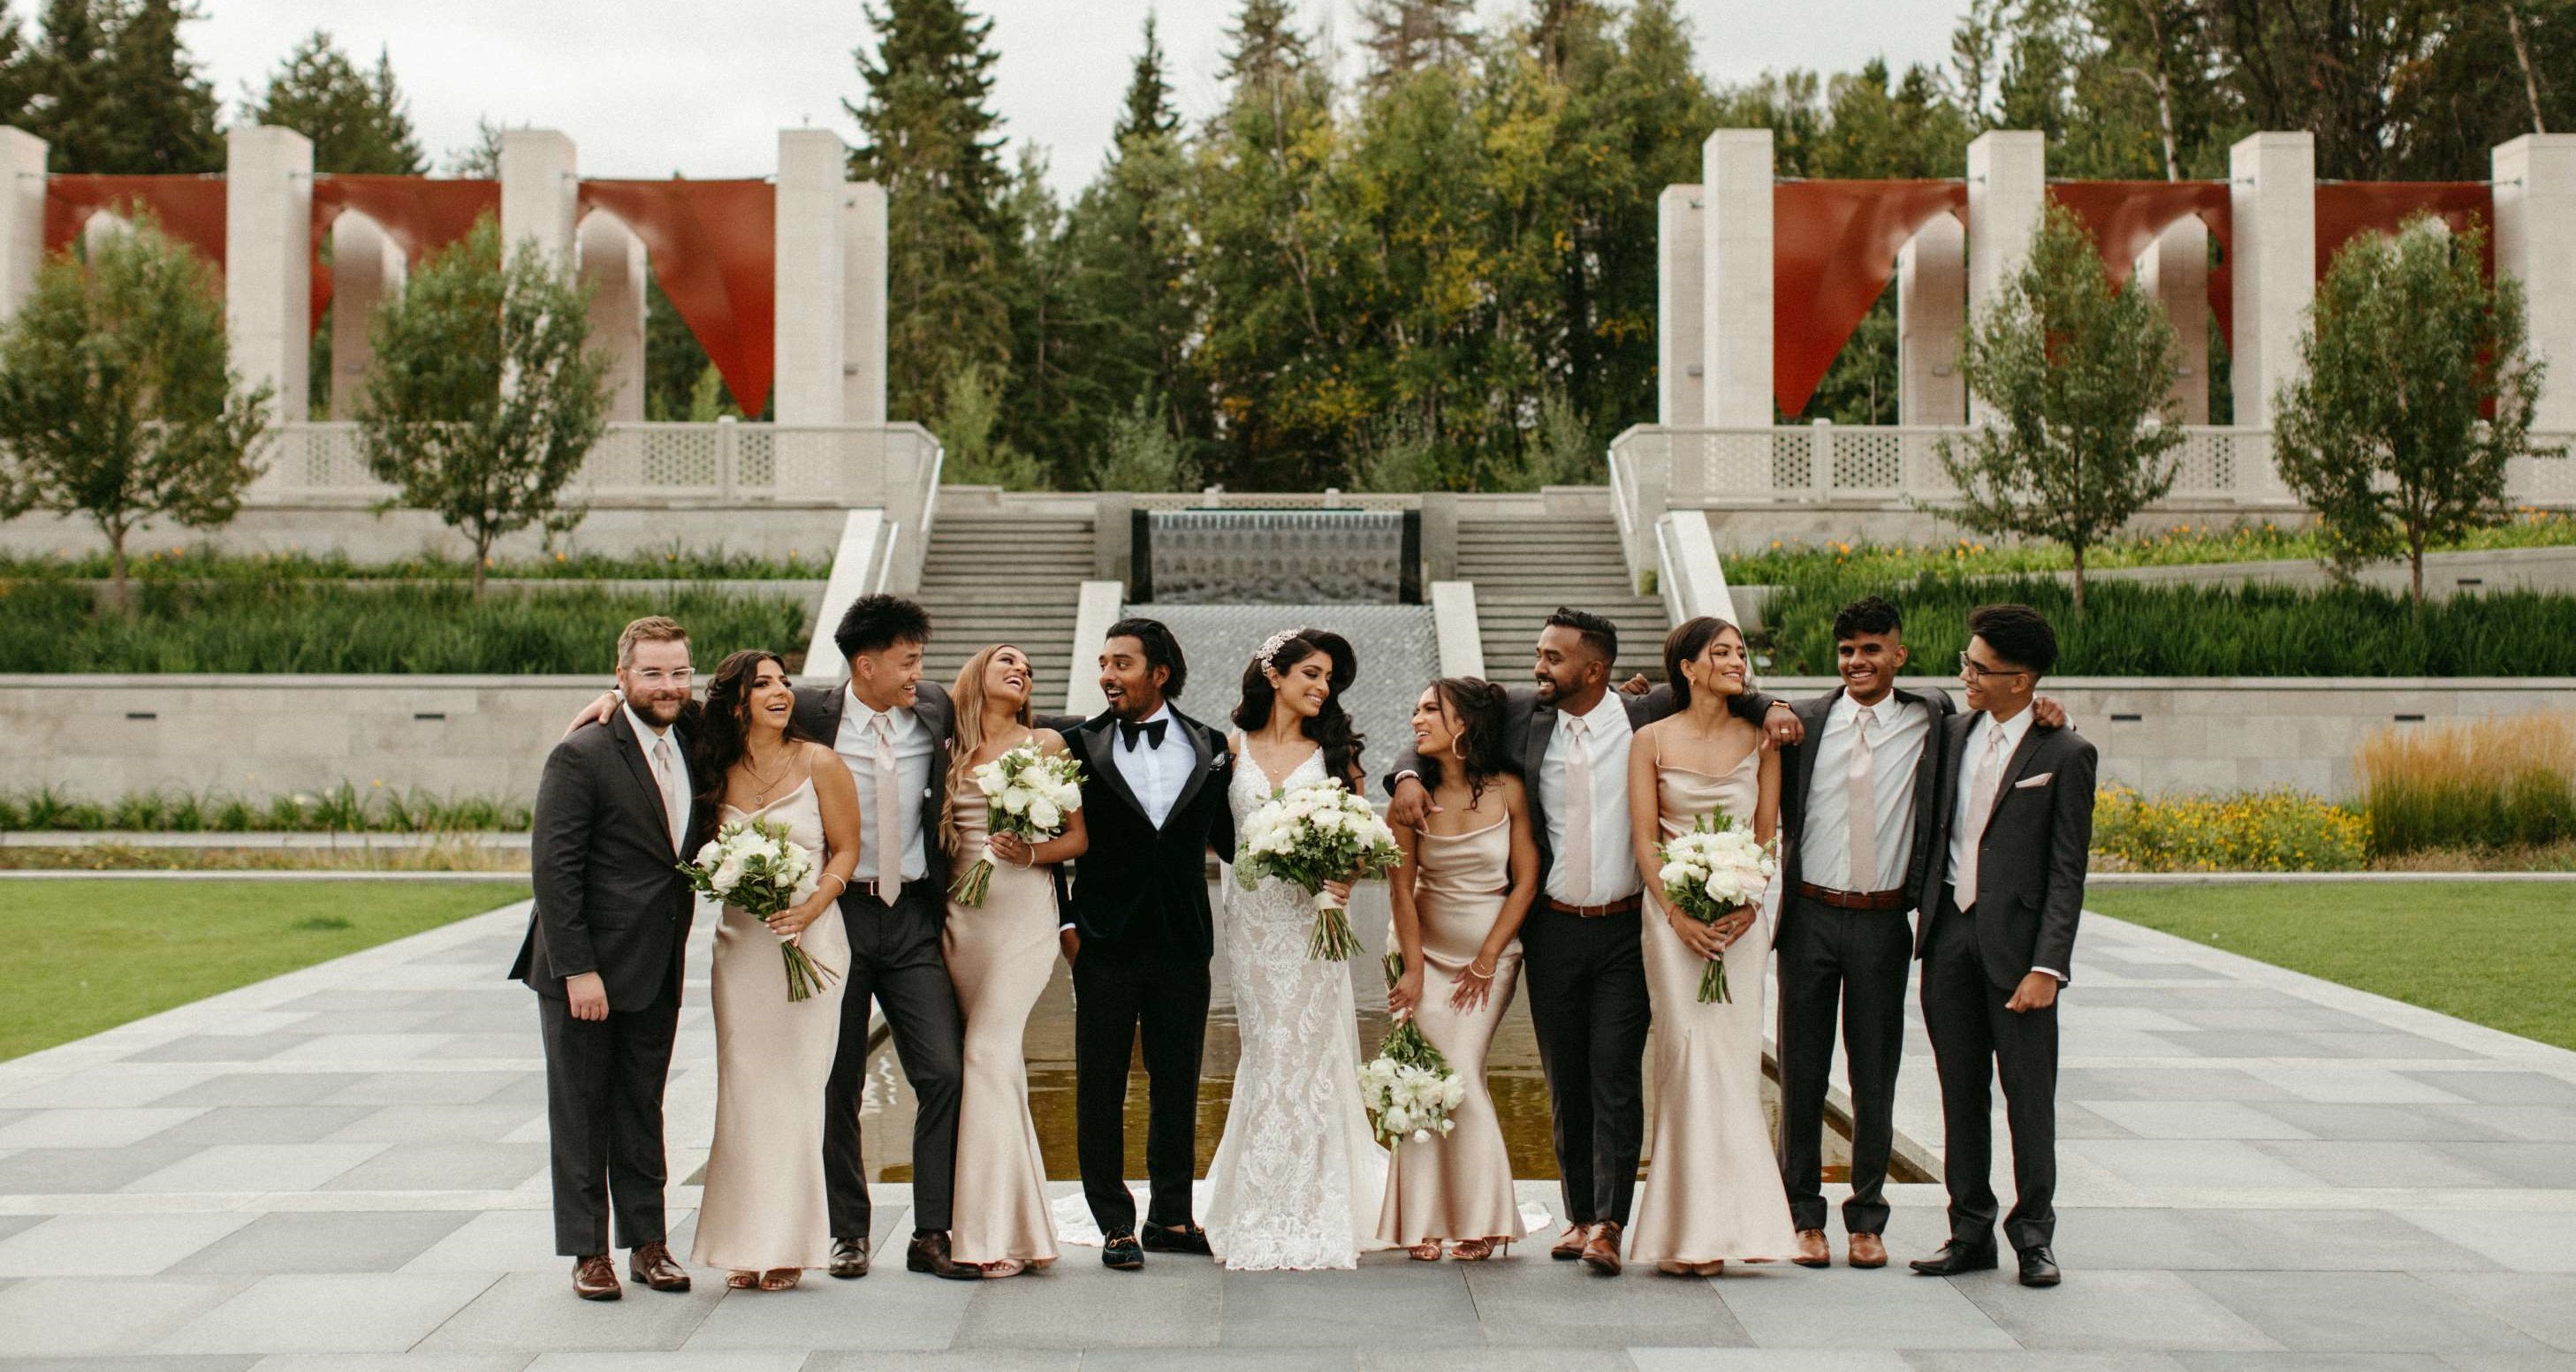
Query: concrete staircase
[
  {"left": 1457, "top": 515, "right": 1672, "bottom": 682},
  {"left": 909, "top": 512, "right": 1096, "bottom": 703}
]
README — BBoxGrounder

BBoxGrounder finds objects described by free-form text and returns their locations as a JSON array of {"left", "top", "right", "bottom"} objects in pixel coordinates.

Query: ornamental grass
[
  {"left": 0, "top": 782, "right": 530, "bottom": 833},
  {"left": 2357, "top": 714, "right": 2576, "bottom": 855},
  {"left": 2090, "top": 785, "right": 2367, "bottom": 873}
]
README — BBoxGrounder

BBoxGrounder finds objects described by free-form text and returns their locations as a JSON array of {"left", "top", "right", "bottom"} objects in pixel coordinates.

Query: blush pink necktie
[
  {"left": 1844, "top": 707, "right": 1880, "bottom": 891},
  {"left": 1561, "top": 716, "right": 1592, "bottom": 900},
  {"left": 870, "top": 712, "right": 901, "bottom": 906},
  {"left": 1955, "top": 725, "right": 2009, "bottom": 910}
]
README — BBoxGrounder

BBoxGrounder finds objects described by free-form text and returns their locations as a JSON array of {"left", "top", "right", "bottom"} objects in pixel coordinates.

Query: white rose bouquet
[
  {"left": 1235, "top": 777, "right": 1402, "bottom": 961},
  {"left": 1653, "top": 811, "right": 1779, "bottom": 1004},
  {"left": 680, "top": 816, "right": 838, "bottom": 1002},
  {"left": 950, "top": 742, "right": 1085, "bottom": 907},
  {"left": 1360, "top": 951, "right": 1468, "bottom": 1144}
]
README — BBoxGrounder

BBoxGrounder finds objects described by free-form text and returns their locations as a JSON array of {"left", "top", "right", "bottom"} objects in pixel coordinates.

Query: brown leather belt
[
  {"left": 1546, "top": 895, "right": 1641, "bottom": 919},
  {"left": 1795, "top": 881, "right": 1910, "bottom": 913}
]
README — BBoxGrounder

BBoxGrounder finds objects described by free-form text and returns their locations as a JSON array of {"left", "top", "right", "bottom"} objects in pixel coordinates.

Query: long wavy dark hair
[
  {"left": 1414, "top": 676, "right": 1512, "bottom": 811},
  {"left": 1662, "top": 616, "right": 1750, "bottom": 712},
  {"left": 1232, "top": 627, "right": 1366, "bottom": 786},
  {"left": 689, "top": 648, "right": 808, "bottom": 843}
]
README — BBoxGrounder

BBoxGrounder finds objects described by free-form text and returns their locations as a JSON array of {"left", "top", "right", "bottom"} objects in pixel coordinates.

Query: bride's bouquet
[
  {"left": 950, "top": 742, "right": 1084, "bottom": 907},
  {"left": 1360, "top": 950, "right": 1467, "bottom": 1144},
  {"left": 680, "top": 817, "right": 839, "bottom": 1003},
  {"left": 1654, "top": 811, "right": 1779, "bottom": 1004},
  {"left": 1234, "top": 778, "right": 1402, "bottom": 961}
]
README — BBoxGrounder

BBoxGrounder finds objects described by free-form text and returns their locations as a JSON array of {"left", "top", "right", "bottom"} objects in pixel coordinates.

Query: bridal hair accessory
[{"left": 1253, "top": 628, "right": 1303, "bottom": 669}]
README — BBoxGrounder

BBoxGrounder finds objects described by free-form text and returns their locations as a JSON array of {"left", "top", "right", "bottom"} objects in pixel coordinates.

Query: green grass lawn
[
  {"left": 2087, "top": 882, "right": 2576, "bottom": 1051},
  {"left": 0, "top": 879, "right": 527, "bottom": 1061}
]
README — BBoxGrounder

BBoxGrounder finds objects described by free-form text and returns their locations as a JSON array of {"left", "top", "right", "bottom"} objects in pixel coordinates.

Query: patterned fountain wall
[{"left": 1142, "top": 511, "right": 1416, "bottom": 605}]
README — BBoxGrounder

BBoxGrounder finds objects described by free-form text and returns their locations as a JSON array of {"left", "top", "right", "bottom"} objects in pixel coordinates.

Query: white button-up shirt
[
  {"left": 1538, "top": 693, "right": 1638, "bottom": 907},
  {"left": 1111, "top": 704, "right": 1192, "bottom": 829},
  {"left": 623, "top": 701, "right": 690, "bottom": 851},
  {"left": 1800, "top": 691, "right": 1933, "bottom": 893},
  {"left": 834, "top": 687, "right": 932, "bottom": 882}
]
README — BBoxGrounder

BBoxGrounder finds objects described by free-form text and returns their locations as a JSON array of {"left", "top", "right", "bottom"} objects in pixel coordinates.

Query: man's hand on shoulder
[
  {"left": 2033, "top": 695, "right": 2071, "bottom": 731},
  {"left": 565, "top": 690, "right": 619, "bottom": 739}
]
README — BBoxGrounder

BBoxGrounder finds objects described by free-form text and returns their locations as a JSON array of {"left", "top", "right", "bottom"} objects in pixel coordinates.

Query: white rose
[
  {"left": 1411, "top": 1128, "right": 1432, "bottom": 1144},
  {"left": 1381, "top": 1104, "right": 1410, "bottom": 1134},
  {"left": 1440, "top": 1075, "right": 1466, "bottom": 1109},
  {"left": 1027, "top": 798, "right": 1061, "bottom": 833},
  {"left": 710, "top": 856, "right": 744, "bottom": 892}
]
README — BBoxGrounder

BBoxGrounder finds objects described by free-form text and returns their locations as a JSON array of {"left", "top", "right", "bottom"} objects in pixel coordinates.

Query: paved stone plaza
[{"left": 1, "top": 891, "right": 2572, "bottom": 1371}]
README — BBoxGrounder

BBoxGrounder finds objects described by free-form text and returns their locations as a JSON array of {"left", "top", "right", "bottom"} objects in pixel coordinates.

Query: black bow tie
[{"left": 1119, "top": 717, "right": 1169, "bottom": 753}]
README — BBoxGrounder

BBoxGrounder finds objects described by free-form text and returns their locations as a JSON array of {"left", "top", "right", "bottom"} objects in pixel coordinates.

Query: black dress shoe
[
  {"left": 2017, "top": 1246, "right": 2062, "bottom": 1287},
  {"left": 1908, "top": 1239, "right": 2000, "bottom": 1276},
  {"left": 1142, "top": 1221, "right": 1212, "bottom": 1255},
  {"left": 830, "top": 1236, "right": 870, "bottom": 1279},
  {"left": 906, "top": 1231, "right": 984, "bottom": 1281},
  {"left": 1101, "top": 1228, "right": 1145, "bottom": 1270}
]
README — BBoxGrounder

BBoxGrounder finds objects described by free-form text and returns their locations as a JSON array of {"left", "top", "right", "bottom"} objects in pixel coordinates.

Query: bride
[{"left": 1200, "top": 627, "right": 1391, "bottom": 1270}]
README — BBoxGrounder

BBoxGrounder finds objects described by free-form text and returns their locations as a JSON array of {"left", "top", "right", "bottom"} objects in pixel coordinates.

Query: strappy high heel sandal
[
  {"left": 1655, "top": 1260, "right": 1694, "bottom": 1277},
  {"left": 759, "top": 1268, "right": 801, "bottom": 1291},
  {"left": 982, "top": 1259, "right": 1026, "bottom": 1277},
  {"left": 1450, "top": 1237, "right": 1497, "bottom": 1262},
  {"left": 1694, "top": 1260, "right": 1725, "bottom": 1277},
  {"left": 1409, "top": 1241, "right": 1445, "bottom": 1262},
  {"left": 726, "top": 1270, "right": 760, "bottom": 1290}
]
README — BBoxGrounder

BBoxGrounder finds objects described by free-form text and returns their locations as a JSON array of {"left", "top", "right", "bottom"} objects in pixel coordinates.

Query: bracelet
[
  {"left": 1465, "top": 960, "right": 1496, "bottom": 981},
  {"left": 819, "top": 873, "right": 847, "bottom": 896}
]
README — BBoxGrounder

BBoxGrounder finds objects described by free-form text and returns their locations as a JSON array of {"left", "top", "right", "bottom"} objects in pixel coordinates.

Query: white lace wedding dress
[{"left": 1198, "top": 739, "right": 1391, "bottom": 1270}]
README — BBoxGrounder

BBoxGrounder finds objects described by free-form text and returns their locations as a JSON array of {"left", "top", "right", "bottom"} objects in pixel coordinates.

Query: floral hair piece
[{"left": 1253, "top": 627, "right": 1303, "bottom": 670}]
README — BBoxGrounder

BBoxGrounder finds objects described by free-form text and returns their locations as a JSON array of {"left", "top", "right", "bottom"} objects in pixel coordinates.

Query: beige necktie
[
  {"left": 1560, "top": 715, "right": 1592, "bottom": 900},
  {"left": 1844, "top": 706, "right": 1880, "bottom": 891},
  {"left": 650, "top": 736, "right": 683, "bottom": 850},
  {"left": 1955, "top": 725, "right": 2010, "bottom": 909},
  {"left": 870, "top": 712, "right": 902, "bottom": 906}
]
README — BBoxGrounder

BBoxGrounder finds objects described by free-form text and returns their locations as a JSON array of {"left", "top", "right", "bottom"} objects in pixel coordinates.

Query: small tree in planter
[
  {"left": 0, "top": 216, "right": 273, "bottom": 610},
  {"left": 1934, "top": 201, "right": 2185, "bottom": 610},
  {"left": 356, "top": 215, "right": 611, "bottom": 598},
  {"left": 2273, "top": 216, "right": 2556, "bottom": 606}
]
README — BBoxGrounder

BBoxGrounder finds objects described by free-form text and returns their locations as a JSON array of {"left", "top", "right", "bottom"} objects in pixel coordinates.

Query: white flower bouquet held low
[
  {"left": 1234, "top": 777, "right": 1403, "bottom": 961},
  {"left": 950, "top": 742, "right": 1085, "bottom": 907},
  {"left": 1360, "top": 951, "right": 1468, "bottom": 1144},
  {"left": 1653, "top": 811, "right": 1779, "bottom": 1004},
  {"left": 680, "top": 816, "right": 838, "bottom": 1002}
]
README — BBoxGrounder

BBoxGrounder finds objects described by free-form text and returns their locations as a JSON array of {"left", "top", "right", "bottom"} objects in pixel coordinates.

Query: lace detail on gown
[{"left": 1197, "top": 740, "right": 1391, "bottom": 1270}]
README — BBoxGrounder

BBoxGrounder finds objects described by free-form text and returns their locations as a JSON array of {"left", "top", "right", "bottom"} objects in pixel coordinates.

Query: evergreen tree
[
  {"left": 245, "top": 30, "right": 427, "bottom": 175},
  {"left": 95, "top": 0, "right": 221, "bottom": 173},
  {"left": 1358, "top": 0, "right": 1477, "bottom": 85},
  {"left": 1113, "top": 10, "right": 1179, "bottom": 144},
  {"left": 19, "top": 0, "right": 116, "bottom": 171},
  {"left": 0, "top": 6, "right": 32, "bottom": 127}
]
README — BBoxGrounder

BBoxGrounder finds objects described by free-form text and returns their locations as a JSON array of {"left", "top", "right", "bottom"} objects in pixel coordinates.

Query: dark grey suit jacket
[
  {"left": 792, "top": 679, "right": 958, "bottom": 894},
  {"left": 513, "top": 709, "right": 707, "bottom": 1010},
  {"left": 1911, "top": 710, "right": 2097, "bottom": 989},
  {"left": 1776, "top": 685, "right": 1956, "bottom": 905}
]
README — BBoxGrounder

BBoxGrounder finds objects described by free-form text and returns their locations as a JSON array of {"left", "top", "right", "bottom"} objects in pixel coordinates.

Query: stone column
[
  {"left": 1658, "top": 183, "right": 1705, "bottom": 427},
  {"left": 2136, "top": 216, "right": 2211, "bottom": 423},
  {"left": 225, "top": 125, "right": 313, "bottom": 424},
  {"left": 0, "top": 127, "right": 45, "bottom": 322},
  {"left": 844, "top": 180, "right": 888, "bottom": 425},
  {"left": 327, "top": 212, "right": 405, "bottom": 420},
  {"left": 498, "top": 129, "right": 577, "bottom": 268},
  {"left": 773, "top": 129, "right": 848, "bottom": 426},
  {"left": 1897, "top": 210, "right": 1966, "bottom": 424},
  {"left": 2495, "top": 133, "right": 2576, "bottom": 432},
  {"left": 1700, "top": 129, "right": 1773, "bottom": 426},
  {"left": 1966, "top": 131, "right": 2044, "bottom": 421},
  {"left": 2229, "top": 131, "right": 2314, "bottom": 433},
  {"left": 576, "top": 212, "right": 648, "bottom": 421}
]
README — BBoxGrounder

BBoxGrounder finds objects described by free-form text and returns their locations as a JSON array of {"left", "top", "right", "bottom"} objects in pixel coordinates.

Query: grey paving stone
[
  {"left": 2403, "top": 1073, "right": 2576, "bottom": 1107},
  {"left": 1219, "top": 1261, "right": 1484, "bottom": 1348},
  {"left": 2432, "top": 1355, "right": 2576, "bottom": 1372},
  {"left": 151, "top": 1272, "right": 500, "bottom": 1354},
  {"left": 424, "top": 1035, "right": 536, "bottom": 1062},
  {"left": 0, "top": 1146, "right": 201, "bottom": 1194},
  {"left": 153, "top": 1075, "right": 369, "bottom": 1110},
  {"left": 950, "top": 1252, "right": 1222, "bottom": 1349},
  {"left": 0, "top": 1074, "right": 196, "bottom": 1110},
  {"left": 2056, "top": 1103, "right": 2139, "bottom": 1139},
  {"left": 2162, "top": 1006, "right": 2397, "bottom": 1035},
  {"left": 800, "top": 1354, "right": 1083, "bottom": 1372},
  {"left": 320, "top": 1142, "right": 547, "bottom": 1193},
  {"left": 2143, "top": 1030, "right": 2347, "bottom": 1060},
  {"left": 0, "top": 1110, "right": 209, "bottom": 1149},
  {"left": 2044, "top": 1207, "right": 2261, "bottom": 1272},
  {"left": 417, "top": 1270, "right": 724, "bottom": 1353},
  {"left": 2439, "top": 1106, "right": 2576, "bottom": 1143},
  {"left": 168, "top": 1211, "right": 475, "bottom": 1275},
  {"left": 125, "top": 1035, "right": 313, "bottom": 1065},
  {"left": 322, "top": 1073, "right": 525, "bottom": 1108},
  {"left": 2196, "top": 1209, "right": 2501, "bottom": 1273},
  {"left": 0, "top": 1217, "right": 41, "bottom": 1245},
  {"left": 2248, "top": 1103, "right": 2510, "bottom": 1143},
  {"left": 1714, "top": 1263, "right": 2015, "bottom": 1350},
  {"left": 2435, "top": 1144, "right": 2576, "bottom": 1189},
  {"left": 682, "top": 1265, "right": 973, "bottom": 1352},
  {"left": 1462, "top": 1256, "right": 1749, "bottom": 1346},
  {"left": 0, "top": 1357, "right": 260, "bottom": 1371},
  {"left": 144, "top": 1108, "right": 376, "bottom": 1148},
  {"left": 0, "top": 1277, "right": 253, "bottom": 1356},
  {"left": 2182, "top": 1272, "right": 2547, "bottom": 1354},
  {"left": 0, "top": 1214, "right": 260, "bottom": 1277},
  {"left": 2063, "top": 1139, "right": 2327, "bottom": 1189},
  {"left": 2415, "top": 1274, "right": 2576, "bottom": 1352},
  {"left": 2168, "top": 1356, "right": 2454, "bottom": 1371},
  {"left": 1082, "top": 1354, "right": 1355, "bottom": 1372},
  {"left": 1908, "top": 1354, "right": 2187, "bottom": 1372},
  {"left": 2246, "top": 1067, "right": 2474, "bottom": 1105},
  {"left": 2078, "top": 987, "right": 2310, "bottom": 1011},
  {"left": 248, "top": 1356, "right": 535, "bottom": 1371},
  {"left": 2086, "top": 1101, "right": 2315, "bottom": 1141},
  {"left": 272, "top": 990, "right": 434, "bottom": 1013},
  {"left": 1363, "top": 1352, "right": 1642, "bottom": 1372},
  {"left": 326, "top": 1106, "right": 540, "bottom": 1145},
  {"left": 479, "top": 1074, "right": 550, "bottom": 1110},
  {"left": 2055, "top": 1069, "right": 2296, "bottom": 1103},
  {"left": 2399, "top": 1214, "right": 2576, "bottom": 1277},
  {"left": 1632, "top": 1352, "right": 1905, "bottom": 1371},
  {"left": 2253, "top": 1141, "right": 2520, "bottom": 1188},
  {"left": 2303, "top": 1033, "right": 2477, "bottom": 1062},
  {"left": 526, "top": 1356, "right": 807, "bottom": 1372},
  {"left": 1950, "top": 1268, "right": 2276, "bottom": 1352},
  {"left": 263, "top": 1035, "right": 460, "bottom": 1066},
  {"left": 124, "top": 1144, "right": 384, "bottom": 1194},
  {"left": 398, "top": 1209, "right": 589, "bottom": 1274},
  {"left": 413, "top": 1005, "right": 543, "bottom": 1035}
]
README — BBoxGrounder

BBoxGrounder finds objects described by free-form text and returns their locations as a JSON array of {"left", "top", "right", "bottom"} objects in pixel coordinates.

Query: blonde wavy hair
[{"left": 941, "top": 643, "right": 1037, "bottom": 856}]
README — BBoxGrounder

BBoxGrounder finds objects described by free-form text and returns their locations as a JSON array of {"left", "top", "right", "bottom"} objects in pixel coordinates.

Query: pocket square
[{"left": 2013, "top": 772, "right": 2055, "bottom": 789}]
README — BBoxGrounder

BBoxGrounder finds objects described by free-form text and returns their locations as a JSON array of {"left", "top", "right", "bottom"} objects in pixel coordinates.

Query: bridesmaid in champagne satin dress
[
  {"left": 1625, "top": 618, "right": 1797, "bottom": 1276},
  {"left": 690, "top": 651, "right": 864, "bottom": 1291},
  {"left": 942, "top": 645, "right": 1089, "bottom": 1277},
  {"left": 1377, "top": 678, "right": 1542, "bottom": 1261}
]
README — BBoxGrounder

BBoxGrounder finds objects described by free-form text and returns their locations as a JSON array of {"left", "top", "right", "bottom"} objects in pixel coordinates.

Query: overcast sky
[{"left": 184, "top": 1, "right": 1963, "bottom": 198}]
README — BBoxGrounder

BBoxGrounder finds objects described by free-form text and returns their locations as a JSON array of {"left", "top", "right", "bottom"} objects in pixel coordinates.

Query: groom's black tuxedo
[{"left": 1061, "top": 707, "right": 1237, "bottom": 957}]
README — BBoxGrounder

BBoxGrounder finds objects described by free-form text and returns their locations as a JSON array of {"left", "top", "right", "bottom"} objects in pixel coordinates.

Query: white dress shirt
[
  {"left": 1799, "top": 691, "right": 1933, "bottom": 893},
  {"left": 1943, "top": 705, "right": 2063, "bottom": 982},
  {"left": 1111, "top": 704, "right": 1193, "bottom": 829},
  {"left": 1538, "top": 693, "right": 1638, "bottom": 907},
  {"left": 834, "top": 687, "right": 932, "bottom": 882}
]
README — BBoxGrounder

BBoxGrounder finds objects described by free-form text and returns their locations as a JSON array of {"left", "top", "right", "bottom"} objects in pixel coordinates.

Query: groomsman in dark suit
[
  {"left": 515, "top": 616, "right": 704, "bottom": 1301},
  {"left": 1910, "top": 603, "right": 2094, "bottom": 1289}
]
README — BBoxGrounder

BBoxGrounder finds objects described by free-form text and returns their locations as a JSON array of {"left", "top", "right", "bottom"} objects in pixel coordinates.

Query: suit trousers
[
  {"left": 1071, "top": 937, "right": 1212, "bottom": 1235},
  {"left": 1774, "top": 894, "right": 1916, "bottom": 1235},
  {"left": 1919, "top": 897, "right": 2058, "bottom": 1253},
  {"left": 825, "top": 879, "right": 965, "bottom": 1238},
  {"left": 539, "top": 990, "right": 680, "bottom": 1256},
  {"left": 1519, "top": 903, "right": 1651, "bottom": 1228}
]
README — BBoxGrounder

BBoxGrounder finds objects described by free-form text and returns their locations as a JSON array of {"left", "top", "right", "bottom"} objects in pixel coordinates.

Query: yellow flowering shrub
[{"left": 2091, "top": 785, "right": 2367, "bottom": 873}]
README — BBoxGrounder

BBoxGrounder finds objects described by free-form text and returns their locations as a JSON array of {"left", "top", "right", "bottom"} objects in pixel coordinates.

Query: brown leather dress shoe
[
  {"left": 1848, "top": 1232, "right": 1888, "bottom": 1269},
  {"left": 1792, "top": 1228, "right": 1831, "bottom": 1268},
  {"left": 628, "top": 1241, "right": 691, "bottom": 1292},
  {"left": 907, "top": 1231, "right": 984, "bottom": 1281},
  {"left": 1580, "top": 1220, "right": 1623, "bottom": 1276},
  {"left": 1551, "top": 1223, "right": 1592, "bottom": 1261},
  {"left": 830, "top": 1236, "right": 870, "bottom": 1278},
  {"left": 573, "top": 1253, "right": 620, "bottom": 1301}
]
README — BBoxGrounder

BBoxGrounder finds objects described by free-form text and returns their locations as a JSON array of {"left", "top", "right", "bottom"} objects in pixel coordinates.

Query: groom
[{"left": 1058, "top": 617, "right": 1236, "bottom": 1271}]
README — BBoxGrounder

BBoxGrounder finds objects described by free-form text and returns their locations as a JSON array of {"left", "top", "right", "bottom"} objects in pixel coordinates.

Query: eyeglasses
[
  {"left": 1957, "top": 652, "right": 2027, "bottom": 683},
  {"left": 628, "top": 668, "right": 695, "bottom": 687}
]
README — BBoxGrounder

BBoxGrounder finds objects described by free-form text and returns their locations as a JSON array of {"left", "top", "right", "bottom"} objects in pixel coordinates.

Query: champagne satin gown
[
  {"left": 692, "top": 778, "right": 850, "bottom": 1272},
  {"left": 1374, "top": 815, "right": 1530, "bottom": 1248},
  {"left": 1628, "top": 751, "right": 1798, "bottom": 1266},
  {"left": 943, "top": 769, "right": 1061, "bottom": 1266}
]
